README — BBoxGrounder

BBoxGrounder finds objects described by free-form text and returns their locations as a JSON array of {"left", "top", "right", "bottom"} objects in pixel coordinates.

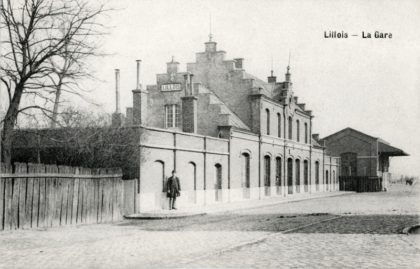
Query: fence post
[
  {"left": 0, "top": 163, "right": 4, "bottom": 231},
  {"left": 1, "top": 163, "right": 12, "bottom": 231},
  {"left": 27, "top": 163, "right": 38, "bottom": 229}
]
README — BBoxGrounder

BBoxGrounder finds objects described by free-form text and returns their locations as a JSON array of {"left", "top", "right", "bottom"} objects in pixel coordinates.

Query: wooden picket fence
[
  {"left": 339, "top": 176, "right": 383, "bottom": 192},
  {"left": 0, "top": 163, "right": 138, "bottom": 231}
]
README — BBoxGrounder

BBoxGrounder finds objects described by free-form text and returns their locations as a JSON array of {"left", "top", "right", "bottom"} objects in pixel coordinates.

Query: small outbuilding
[{"left": 320, "top": 127, "right": 408, "bottom": 191}]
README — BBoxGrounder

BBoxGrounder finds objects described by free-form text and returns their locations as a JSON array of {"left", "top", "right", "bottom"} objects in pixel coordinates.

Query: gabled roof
[
  {"left": 198, "top": 85, "right": 251, "bottom": 131},
  {"left": 321, "top": 127, "right": 408, "bottom": 157},
  {"left": 321, "top": 127, "right": 378, "bottom": 141}
]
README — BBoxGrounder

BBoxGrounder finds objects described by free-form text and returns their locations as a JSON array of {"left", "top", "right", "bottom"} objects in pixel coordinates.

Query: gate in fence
[{"left": 0, "top": 163, "right": 139, "bottom": 231}]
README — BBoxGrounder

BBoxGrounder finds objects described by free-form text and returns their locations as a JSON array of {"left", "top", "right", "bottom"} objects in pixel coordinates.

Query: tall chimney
[
  {"left": 183, "top": 73, "right": 194, "bottom": 96},
  {"left": 136, "top": 60, "right": 141, "bottom": 89},
  {"left": 115, "top": 69, "right": 120, "bottom": 113},
  {"left": 181, "top": 95, "right": 198, "bottom": 133},
  {"left": 183, "top": 73, "right": 189, "bottom": 96},
  {"left": 189, "top": 74, "right": 194, "bottom": 95},
  {"left": 132, "top": 60, "right": 148, "bottom": 126},
  {"left": 112, "top": 68, "right": 124, "bottom": 127}
]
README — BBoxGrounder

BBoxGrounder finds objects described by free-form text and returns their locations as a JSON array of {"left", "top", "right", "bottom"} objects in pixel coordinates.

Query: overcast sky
[{"left": 3, "top": 0, "right": 420, "bottom": 177}]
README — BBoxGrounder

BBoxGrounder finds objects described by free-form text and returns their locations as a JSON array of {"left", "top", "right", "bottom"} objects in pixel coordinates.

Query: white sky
[{"left": 3, "top": 0, "right": 420, "bottom": 177}]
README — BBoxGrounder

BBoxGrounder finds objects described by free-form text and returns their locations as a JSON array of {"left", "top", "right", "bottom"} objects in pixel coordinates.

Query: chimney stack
[
  {"left": 267, "top": 70, "right": 277, "bottom": 83},
  {"left": 183, "top": 73, "right": 194, "bottom": 96},
  {"left": 111, "top": 68, "right": 124, "bottom": 127},
  {"left": 115, "top": 69, "right": 120, "bottom": 113},
  {"left": 181, "top": 95, "right": 198, "bottom": 133},
  {"left": 181, "top": 73, "right": 197, "bottom": 133},
  {"left": 167, "top": 56, "right": 179, "bottom": 74},
  {"left": 183, "top": 73, "right": 189, "bottom": 95},
  {"left": 136, "top": 60, "right": 141, "bottom": 89},
  {"left": 132, "top": 60, "right": 148, "bottom": 126},
  {"left": 234, "top": 58, "right": 244, "bottom": 69},
  {"left": 190, "top": 74, "right": 194, "bottom": 95}
]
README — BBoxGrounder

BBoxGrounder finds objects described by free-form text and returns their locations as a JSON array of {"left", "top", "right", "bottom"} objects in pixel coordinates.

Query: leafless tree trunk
[{"left": 0, "top": 0, "right": 108, "bottom": 164}]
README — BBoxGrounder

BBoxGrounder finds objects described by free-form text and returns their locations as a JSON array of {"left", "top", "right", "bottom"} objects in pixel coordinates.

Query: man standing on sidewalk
[{"left": 167, "top": 170, "right": 181, "bottom": 210}]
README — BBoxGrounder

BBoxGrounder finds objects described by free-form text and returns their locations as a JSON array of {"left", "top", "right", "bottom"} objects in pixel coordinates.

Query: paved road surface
[{"left": 0, "top": 183, "right": 419, "bottom": 268}]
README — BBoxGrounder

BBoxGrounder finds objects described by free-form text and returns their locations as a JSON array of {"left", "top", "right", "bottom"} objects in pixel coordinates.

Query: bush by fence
[{"left": 0, "top": 163, "right": 138, "bottom": 231}]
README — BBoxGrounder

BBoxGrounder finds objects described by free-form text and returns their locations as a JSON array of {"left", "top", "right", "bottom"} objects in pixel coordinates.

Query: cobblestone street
[{"left": 0, "top": 184, "right": 419, "bottom": 268}]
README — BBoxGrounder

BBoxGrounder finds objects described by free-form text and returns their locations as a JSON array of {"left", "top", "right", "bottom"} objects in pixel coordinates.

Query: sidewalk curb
[
  {"left": 124, "top": 212, "right": 207, "bottom": 220},
  {"left": 124, "top": 192, "right": 354, "bottom": 220},
  {"left": 206, "top": 192, "right": 355, "bottom": 215}
]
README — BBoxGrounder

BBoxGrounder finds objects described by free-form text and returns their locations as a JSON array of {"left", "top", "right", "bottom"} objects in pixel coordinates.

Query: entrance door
[
  {"left": 187, "top": 162, "right": 197, "bottom": 203},
  {"left": 215, "top": 164, "right": 222, "bottom": 202},
  {"left": 340, "top": 152, "right": 357, "bottom": 176},
  {"left": 151, "top": 160, "right": 165, "bottom": 209}
]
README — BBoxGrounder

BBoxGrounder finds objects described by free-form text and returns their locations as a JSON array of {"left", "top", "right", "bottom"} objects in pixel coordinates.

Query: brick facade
[
  {"left": 320, "top": 127, "right": 408, "bottom": 190},
  {"left": 181, "top": 96, "right": 198, "bottom": 133},
  {"left": 129, "top": 38, "right": 339, "bottom": 212}
]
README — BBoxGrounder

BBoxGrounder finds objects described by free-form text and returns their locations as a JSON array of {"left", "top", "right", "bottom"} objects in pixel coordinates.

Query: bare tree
[
  {"left": 0, "top": 0, "right": 108, "bottom": 164},
  {"left": 49, "top": 27, "right": 99, "bottom": 128},
  {"left": 58, "top": 106, "right": 111, "bottom": 128}
]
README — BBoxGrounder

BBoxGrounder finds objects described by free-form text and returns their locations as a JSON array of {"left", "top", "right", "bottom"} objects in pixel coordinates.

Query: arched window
[
  {"left": 304, "top": 123, "right": 308, "bottom": 144},
  {"left": 265, "top": 109, "right": 270, "bottom": 135},
  {"left": 276, "top": 157, "right": 282, "bottom": 187},
  {"left": 242, "top": 153, "right": 250, "bottom": 189},
  {"left": 304, "top": 160, "right": 309, "bottom": 192},
  {"left": 326, "top": 170, "right": 329, "bottom": 191},
  {"left": 215, "top": 164, "right": 222, "bottom": 201},
  {"left": 264, "top": 155, "right": 271, "bottom": 196},
  {"left": 287, "top": 158, "right": 293, "bottom": 194},
  {"left": 288, "top": 116, "right": 293, "bottom": 139},
  {"left": 315, "top": 161, "right": 320, "bottom": 191},
  {"left": 295, "top": 159, "right": 301, "bottom": 193},
  {"left": 296, "top": 120, "right": 300, "bottom": 142},
  {"left": 277, "top": 113, "right": 281, "bottom": 138}
]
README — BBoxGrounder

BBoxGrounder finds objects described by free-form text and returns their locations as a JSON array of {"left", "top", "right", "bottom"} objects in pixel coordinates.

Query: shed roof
[
  {"left": 322, "top": 127, "right": 408, "bottom": 157},
  {"left": 378, "top": 141, "right": 409, "bottom": 156}
]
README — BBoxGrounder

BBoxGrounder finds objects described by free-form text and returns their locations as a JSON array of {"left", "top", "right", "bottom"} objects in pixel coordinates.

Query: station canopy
[{"left": 378, "top": 141, "right": 408, "bottom": 156}]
